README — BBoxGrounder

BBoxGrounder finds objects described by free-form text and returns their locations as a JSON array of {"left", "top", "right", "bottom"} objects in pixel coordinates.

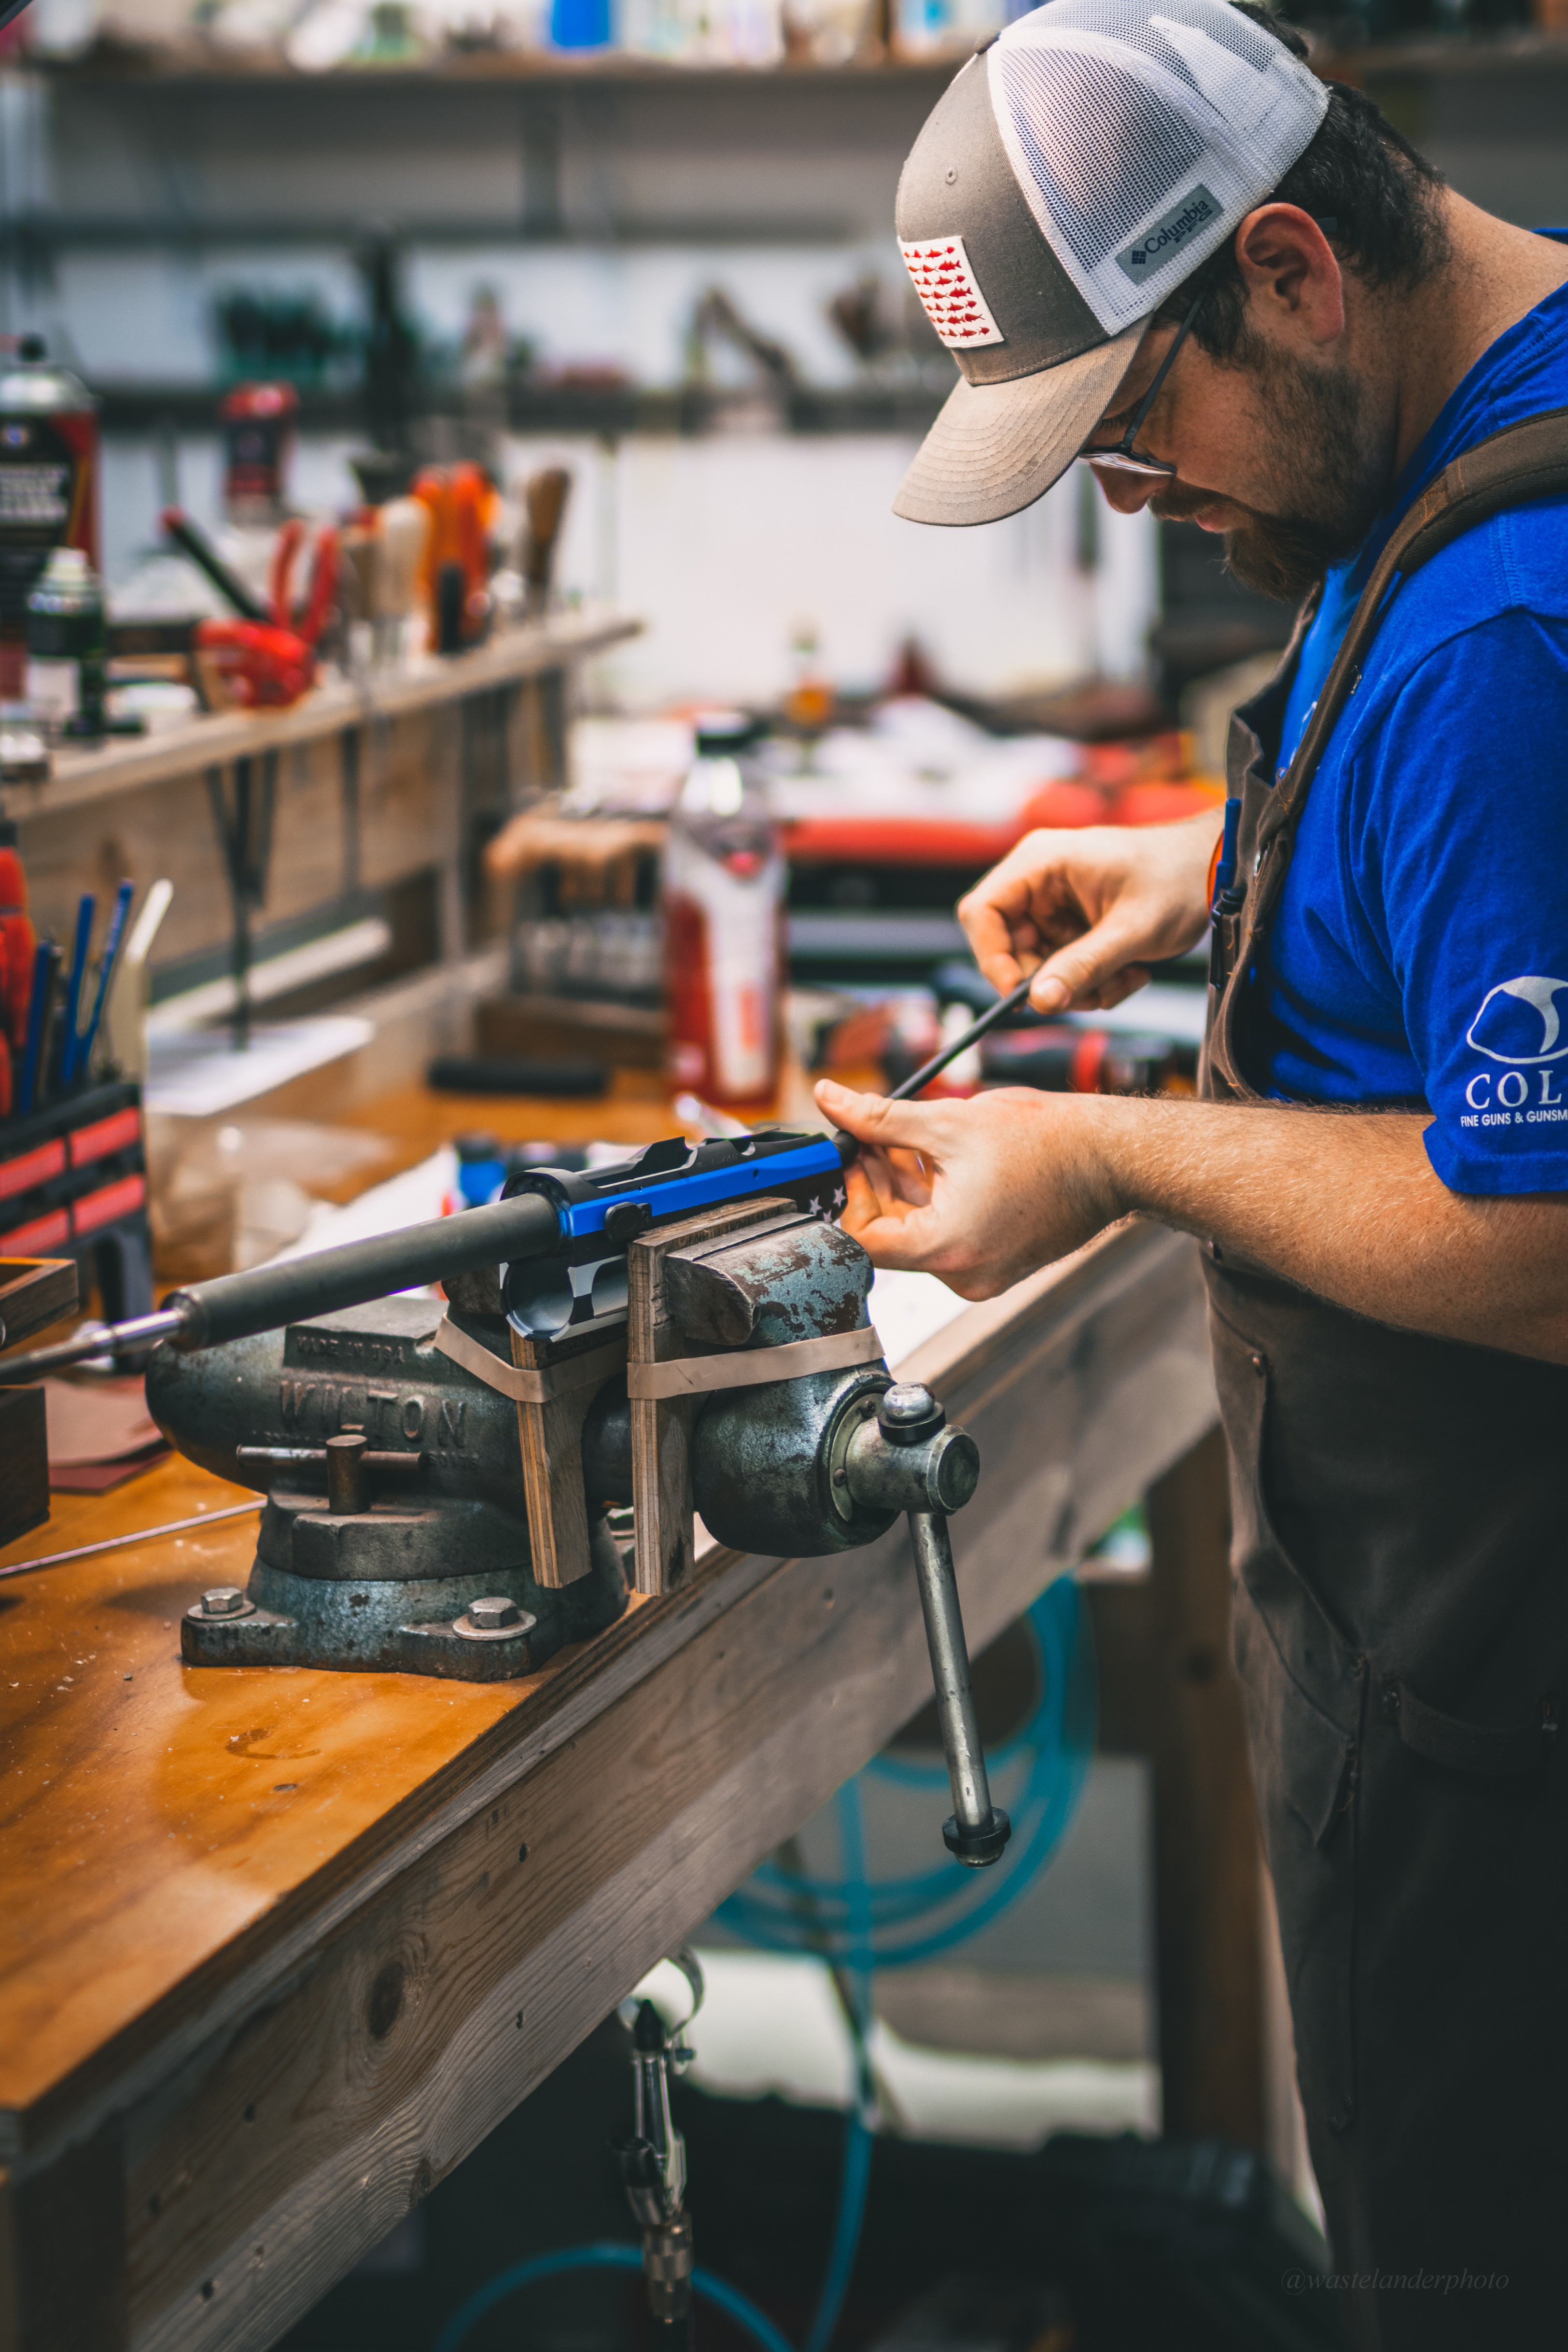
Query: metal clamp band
[
  {"left": 433, "top": 1318, "right": 628, "bottom": 1403},
  {"left": 627, "top": 1322, "right": 884, "bottom": 1400}
]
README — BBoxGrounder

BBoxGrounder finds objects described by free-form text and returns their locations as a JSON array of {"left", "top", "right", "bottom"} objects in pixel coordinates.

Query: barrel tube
[{"left": 170, "top": 1190, "right": 564, "bottom": 1350}]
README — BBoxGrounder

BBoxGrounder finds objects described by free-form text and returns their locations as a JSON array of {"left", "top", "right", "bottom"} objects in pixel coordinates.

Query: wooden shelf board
[{"left": 3, "top": 611, "right": 639, "bottom": 823}]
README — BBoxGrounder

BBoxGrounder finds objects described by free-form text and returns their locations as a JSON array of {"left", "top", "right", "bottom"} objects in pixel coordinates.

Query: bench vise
[{"left": 6, "top": 1126, "right": 1010, "bottom": 1863}]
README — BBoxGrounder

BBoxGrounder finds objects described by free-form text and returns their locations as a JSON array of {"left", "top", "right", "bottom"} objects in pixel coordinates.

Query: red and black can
[
  {"left": 221, "top": 381, "right": 297, "bottom": 522},
  {"left": 0, "top": 336, "right": 99, "bottom": 699}
]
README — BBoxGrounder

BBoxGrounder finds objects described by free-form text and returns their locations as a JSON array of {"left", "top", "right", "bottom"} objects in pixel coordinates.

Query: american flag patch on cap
[{"left": 898, "top": 235, "right": 1004, "bottom": 348}]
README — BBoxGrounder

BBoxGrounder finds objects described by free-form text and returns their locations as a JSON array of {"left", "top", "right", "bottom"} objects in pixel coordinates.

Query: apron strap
[
  {"left": 1275, "top": 403, "right": 1568, "bottom": 825},
  {"left": 1207, "top": 404, "right": 1568, "bottom": 1099}
]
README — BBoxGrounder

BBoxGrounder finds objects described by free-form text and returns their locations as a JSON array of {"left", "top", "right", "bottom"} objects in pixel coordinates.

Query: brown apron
[{"left": 1201, "top": 410, "right": 1568, "bottom": 2350}]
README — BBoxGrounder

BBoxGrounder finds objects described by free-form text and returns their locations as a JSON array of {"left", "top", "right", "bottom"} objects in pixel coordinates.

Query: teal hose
[
  {"left": 802, "top": 1782, "right": 877, "bottom": 2352},
  {"left": 717, "top": 1577, "right": 1095, "bottom": 1968},
  {"left": 431, "top": 2241, "right": 795, "bottom": 2352},
  {"left": 437, "top": 1580, "right": 1094, "bottom": 2352}
]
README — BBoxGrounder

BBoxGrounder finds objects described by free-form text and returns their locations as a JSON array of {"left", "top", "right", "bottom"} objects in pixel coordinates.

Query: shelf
[
  {"left": 1319, "top": 30, "right": 1568, "bottom": 78},
  {"left": 4, "top": 608, "right": 640, "bottom": 820},
  {"left": 22, "top": 42, "right": 964, "bottom": 90},
  {"left": 88, "top": 379, "right": 951, "bottom": 437},
  {"left": 4, "top": 210, "right": 865, "bottom": 252},
  {"left": 27, "top": 27, "right": 1568, "bottom": 92}
]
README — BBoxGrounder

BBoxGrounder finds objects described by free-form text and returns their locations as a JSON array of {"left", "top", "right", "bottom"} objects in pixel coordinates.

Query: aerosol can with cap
[
  {"left": 25, "top": 546, "right": 108, "bottom": 737},
  {"left": 0, "top": 336, "right": 100, "bottom": 701},
  {"left": 663, "top": 712, "right": 784, "bottom": 1109}
]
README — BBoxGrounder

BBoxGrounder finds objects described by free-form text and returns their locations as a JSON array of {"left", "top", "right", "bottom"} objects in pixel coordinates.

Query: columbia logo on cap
[{"left": 1118, "top": 183, "right": 1220, "bottom": 281}]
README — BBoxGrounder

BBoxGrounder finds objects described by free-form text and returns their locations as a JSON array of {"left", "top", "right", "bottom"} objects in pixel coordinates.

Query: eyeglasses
[{"left": 1078, "top": 288, "right": 1206, "bottom": 483}]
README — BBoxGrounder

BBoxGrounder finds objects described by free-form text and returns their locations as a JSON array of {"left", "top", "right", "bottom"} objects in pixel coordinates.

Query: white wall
[{"left": 101, "top": 422, "right": 1157, "bottom": 707}]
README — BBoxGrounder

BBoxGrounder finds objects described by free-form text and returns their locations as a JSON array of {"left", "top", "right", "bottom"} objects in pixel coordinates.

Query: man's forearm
[{"left": 1097, "top": 1094, "right": 1568, "bottom": 1362}]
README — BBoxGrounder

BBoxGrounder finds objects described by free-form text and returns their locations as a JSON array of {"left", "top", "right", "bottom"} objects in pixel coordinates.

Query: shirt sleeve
[{"left": 1354, "top": 609, "right": 1568, "bottom": 1196}]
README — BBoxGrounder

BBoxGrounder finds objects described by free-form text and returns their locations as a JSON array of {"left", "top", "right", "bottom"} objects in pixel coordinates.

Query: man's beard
[{"left": 1155, "top": 344, "right": 1391, "bottom": 603}]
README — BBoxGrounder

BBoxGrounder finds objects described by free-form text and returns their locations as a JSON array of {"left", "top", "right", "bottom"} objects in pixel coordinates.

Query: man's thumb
[
  {"left": 1031, "top": 912, "right": 1148, "bottom": 1012},
  {"left": 814, "top": 1079, "right": 936, "bottom": 1152}
]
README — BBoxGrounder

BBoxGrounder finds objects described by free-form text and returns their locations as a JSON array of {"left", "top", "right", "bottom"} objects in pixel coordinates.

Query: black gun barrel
[
  {"left": 0, "top": 1189, "right": 563, "bottom": 1381},
  {"left": 172, "top": 1189, "right": 562, "bottom": 1347}
]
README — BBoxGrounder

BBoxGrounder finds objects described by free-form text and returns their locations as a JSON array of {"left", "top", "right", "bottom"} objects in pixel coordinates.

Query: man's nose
[{"left": 1090, "top": 466, "right": 1162, "bottom": 517}]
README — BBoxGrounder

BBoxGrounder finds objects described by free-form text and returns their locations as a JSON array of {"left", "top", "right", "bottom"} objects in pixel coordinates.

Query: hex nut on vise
[
  {"left": 451, "top": 1596, "right": 539, "bottom": 1642},
  {"left": 840, "top": 1403, "right": 979, "bottom": 1519},
  {"left": 191, "top": 1585, "right": 255, "bottom": 1620}
]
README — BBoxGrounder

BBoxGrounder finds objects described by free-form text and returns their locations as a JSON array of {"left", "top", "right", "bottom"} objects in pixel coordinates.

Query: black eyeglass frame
[
  {"left": 1078, "top": 217, "right": 1339, "bottom": 481},
  {"left": 1078, "top": 286, "right": 1207, "bottom": 482}
]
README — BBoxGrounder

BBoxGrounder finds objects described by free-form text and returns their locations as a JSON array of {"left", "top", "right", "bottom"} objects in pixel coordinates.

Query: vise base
[{"left": 181, "top": 1494, "right": 628, "bottom": 1679}]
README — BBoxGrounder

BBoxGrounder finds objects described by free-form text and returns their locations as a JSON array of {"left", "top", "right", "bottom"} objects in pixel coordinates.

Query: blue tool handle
[
  {"left": 1212, "top": 796, "right": 1243, "bottom": 911},
  {"left": 17, "top": 939, "right": 56, "bottom": 1117},
  {"left": 558, "top": 1136, "right": 843, "bottom": 1238},
  {"left": 57, "top": 892, "right": 96, "bottom": 1092},
  {"left": 74, "top": 879, "right": 134, "bottom": 1087}
]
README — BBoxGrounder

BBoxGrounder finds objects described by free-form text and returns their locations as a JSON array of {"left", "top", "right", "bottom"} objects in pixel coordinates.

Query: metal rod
[
  {"left": 832, "top": 977, "right": 1034, "bottom": 1168},
  {"left": 908, "top": 1508, "right": 994, "bottom": 1833},
  {"left": 0, "top": 1499, "right": 264, "bottom": 1582},
  {"left": 0, "top": 1308, "right": 187, "bottom": 1382},
  {"left": 886, "top": 975, "right": 1034, "bottom": 1105}
]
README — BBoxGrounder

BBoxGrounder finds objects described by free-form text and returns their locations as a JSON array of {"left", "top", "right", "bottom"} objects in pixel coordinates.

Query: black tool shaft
[
  {"left": 888, "top": 975, "right": 1035, "bottom": 1104},
  {"left": 160, "top": 507, "right": 272, "bottom": 625},
  {"left": 833, "top": 975, "right": 1035, "bottom": 1167}
]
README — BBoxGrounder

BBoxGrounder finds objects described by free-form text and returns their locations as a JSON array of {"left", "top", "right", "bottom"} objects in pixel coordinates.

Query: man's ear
[{"left": 1233, "top": 204, "right": 1345, "bottom": 347}]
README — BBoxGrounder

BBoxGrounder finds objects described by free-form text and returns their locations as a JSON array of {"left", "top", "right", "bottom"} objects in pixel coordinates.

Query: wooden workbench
[{"left": 0, "top": 1083, "right": 1243, "bottom": 2352}]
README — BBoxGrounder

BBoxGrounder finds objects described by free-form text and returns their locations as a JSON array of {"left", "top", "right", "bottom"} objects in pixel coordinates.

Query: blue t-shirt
[{"left": 1260, "top": 243, "right": 1568, "bottom": 1197}]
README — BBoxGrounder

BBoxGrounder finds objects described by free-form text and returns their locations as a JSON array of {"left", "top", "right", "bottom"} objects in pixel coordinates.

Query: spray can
[
  {"left": 0, "top": 337, "right": 99, "bottom": 700},
  {"left": 663, "top": 714, "right": 784, "bottom": 1108},
  {"left": 221, "top": 382, "right": 298, "bottom": 524},
  {"left": 26, "top": 547, "right": 108, "bottom": 738}
]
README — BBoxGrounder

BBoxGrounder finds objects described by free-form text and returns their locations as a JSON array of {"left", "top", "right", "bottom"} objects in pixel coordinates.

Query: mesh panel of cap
[{"left": 988, "top": 0, "right": 1328, "bottom": 338}]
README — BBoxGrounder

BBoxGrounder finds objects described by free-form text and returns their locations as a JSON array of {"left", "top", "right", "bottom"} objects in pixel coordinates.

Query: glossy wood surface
[
  {"left": 0, "top": 1450, "right": 573, "bottom": 2132},
  {"left": 0, "top": 1073, "right": 691, "bottom": 2139},
  {"left": 0, "top": 1197, "right": 1225, "bottom": 2352}
]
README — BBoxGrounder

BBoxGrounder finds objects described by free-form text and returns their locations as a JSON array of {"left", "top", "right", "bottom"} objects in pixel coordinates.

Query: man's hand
[
  {"left": 958, "top": 812, "right": 1221, "bottom": 1014},
  {"left": 816, "top": 1080, "right": 1120, "bottom": 1297},
  {"left": 817, "top": 1079, "right": 1568, "bottom": 1365}
]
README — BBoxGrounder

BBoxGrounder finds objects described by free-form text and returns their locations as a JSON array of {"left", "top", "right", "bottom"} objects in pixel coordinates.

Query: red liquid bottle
[{"left": 663, "top": 714, "right": 784, "bottom": 1110}]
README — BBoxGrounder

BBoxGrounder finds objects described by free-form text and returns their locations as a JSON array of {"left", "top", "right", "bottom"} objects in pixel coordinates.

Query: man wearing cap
[{"left": 817, "top": 4, "right": 1568, "bottom": 2343}]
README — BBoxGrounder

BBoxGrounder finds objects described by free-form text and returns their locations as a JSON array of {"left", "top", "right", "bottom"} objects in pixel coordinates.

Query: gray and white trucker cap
[{"left": 894, "top": 0, "right": 1328, "bottom": 526}]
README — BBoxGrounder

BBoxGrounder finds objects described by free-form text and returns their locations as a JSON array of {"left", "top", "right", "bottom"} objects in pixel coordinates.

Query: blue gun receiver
[{"left": 501, "top": 1126, "right": 851, "bottom": 1341}]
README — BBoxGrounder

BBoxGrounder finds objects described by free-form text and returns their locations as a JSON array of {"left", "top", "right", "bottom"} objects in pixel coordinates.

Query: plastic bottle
[
  {"left": 663, "top": 714, "right": 784, "bottom": 1109},
  {"left": 25, "top": 545, "right": 107, "bottom": 737}
]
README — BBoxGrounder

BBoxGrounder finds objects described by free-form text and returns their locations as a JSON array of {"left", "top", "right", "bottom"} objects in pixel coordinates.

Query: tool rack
[{"left": 0, "top": 1076, "right": 153, "bottom": 1324}]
